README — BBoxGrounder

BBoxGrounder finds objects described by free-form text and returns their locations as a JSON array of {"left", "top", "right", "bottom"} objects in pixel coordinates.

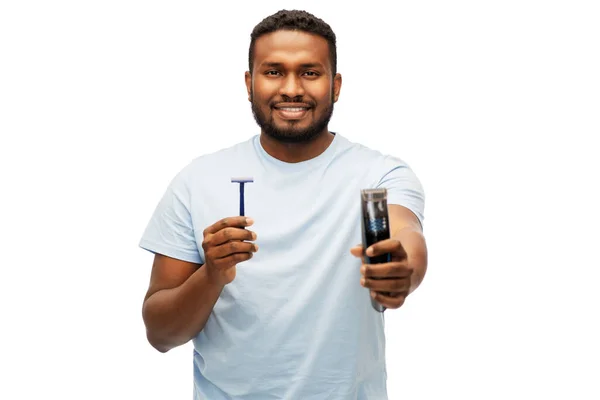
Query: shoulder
[
  {"left": 188, "top": 136, "right": 256, "bottom": 170},
  {"left": 334, "top": 133, "right": 412, "bottom": 171},
  {"left": 173, "top": 136, "right": 257, "bottom": 185}
]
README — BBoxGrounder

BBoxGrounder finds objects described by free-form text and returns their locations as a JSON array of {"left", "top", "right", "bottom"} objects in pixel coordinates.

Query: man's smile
[{"left": 273, "top": 103, "right": 312, "bottom": 120}]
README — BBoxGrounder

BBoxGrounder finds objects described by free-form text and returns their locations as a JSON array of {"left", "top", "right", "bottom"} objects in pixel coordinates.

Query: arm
[
  {"left": 388, "top": 204, "right": 428, "bottom": 294},
  {"left": 356, "top": 155, "right": 427, "bottom": 307},
  {"left": 138, "top": 165, "right": 257, "bottom": 352},
  {"left": 141, "top": 216, "right": 257, "bottom": 353},
  {"left": 141, "top": 255, "right": 224, "bottom": 353}
]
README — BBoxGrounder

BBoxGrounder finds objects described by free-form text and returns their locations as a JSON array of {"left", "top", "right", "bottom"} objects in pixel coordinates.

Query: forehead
[{"left": 253, "top": 30, "right": 331, "bottom": 70}]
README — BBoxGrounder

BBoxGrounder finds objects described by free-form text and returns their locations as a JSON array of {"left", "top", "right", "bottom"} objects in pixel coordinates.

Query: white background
[{"left": 1, "top": 1, "right": 599, "bottom": 399}]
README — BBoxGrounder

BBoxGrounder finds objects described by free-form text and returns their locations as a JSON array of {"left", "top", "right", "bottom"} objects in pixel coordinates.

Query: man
[{"left": 140, "top": 9, "right": 427, "bottom": 399}]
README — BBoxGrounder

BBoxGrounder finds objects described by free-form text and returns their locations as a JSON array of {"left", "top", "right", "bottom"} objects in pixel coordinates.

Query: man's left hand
[{"left": 350, "top": 239, "right": 413, "bottom": 309}]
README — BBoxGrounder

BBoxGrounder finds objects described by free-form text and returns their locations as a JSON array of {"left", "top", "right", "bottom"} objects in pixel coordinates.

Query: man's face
[{"left": 245, "top": 30, "right": 342, "bottom": 143}]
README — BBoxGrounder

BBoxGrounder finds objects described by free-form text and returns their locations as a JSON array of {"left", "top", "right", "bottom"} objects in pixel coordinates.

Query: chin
[{"left": 263, "top": 127, "right": 316, "bottom": 143}]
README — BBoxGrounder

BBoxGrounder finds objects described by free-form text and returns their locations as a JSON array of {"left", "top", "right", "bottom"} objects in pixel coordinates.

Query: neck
[{"left": 260, "top": 130, "right": 335, "bottom": 163}]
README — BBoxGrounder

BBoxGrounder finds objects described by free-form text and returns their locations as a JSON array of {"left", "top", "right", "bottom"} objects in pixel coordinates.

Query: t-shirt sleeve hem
[
  {"left": 387, "top": 198, "right": 425, "bottom": 229},
  {"left": 139, "top": 238, "right": 203, "bottom": 264}
]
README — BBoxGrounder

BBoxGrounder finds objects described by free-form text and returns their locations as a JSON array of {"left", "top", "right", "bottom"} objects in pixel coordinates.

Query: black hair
[{"left": 248, "top": 10, "right": 337, "bottom": 76}]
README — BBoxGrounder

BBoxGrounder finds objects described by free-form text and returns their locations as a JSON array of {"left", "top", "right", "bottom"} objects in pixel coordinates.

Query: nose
[{"left": 278, "top": 74, "right": 305, "bottom": 98}]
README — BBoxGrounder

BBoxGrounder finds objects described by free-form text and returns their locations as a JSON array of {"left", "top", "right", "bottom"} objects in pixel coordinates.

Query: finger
[
  {"left": 210, "top": 241, "right": 258, "bottom": 260},
  {"left": 203, "top": 216, "right": 254, "bottom": 236},
  {"left": 361, "top": 276, "right": 411, "bottom": 293},
  {"left": 366, "top": 238, "right": 407, "bottom": 259},
  {"left": 205, "top": 227, "right": 257, "bottom": 247},
  {"left": 361, "top": 262, "right": 412, "bottom": 278},
  {"left": 371, "top": 290, "right": 407, "bottom": 309},
  {"left": 213, "top": 251, "right": 254, "bottom": 269},
  {"left": 350, "top": 244, "right": 365, "bottom": 258}
]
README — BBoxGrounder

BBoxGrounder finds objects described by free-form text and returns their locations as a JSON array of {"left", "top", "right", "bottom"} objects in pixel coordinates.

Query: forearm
[
  {"left": 393, "top": 227, "right": 428, "bottom": 293},
  {"left": 142, "top": 266, "right": 224, "bottom": 352}
]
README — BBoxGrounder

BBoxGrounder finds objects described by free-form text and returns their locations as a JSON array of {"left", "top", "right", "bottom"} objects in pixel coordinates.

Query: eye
[
  {"left": 303, "top": 71, "right": 319, "bottom": 77},
  {"left": 265, "top": 70, "right": 281, "bottom": 76}
]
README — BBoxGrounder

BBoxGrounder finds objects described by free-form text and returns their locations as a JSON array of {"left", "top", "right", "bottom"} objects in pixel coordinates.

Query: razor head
[
  {"left": 231, "top": 177, "right": 254, "bottom": 183},
  {"left": 361, "top": 188, "right": 387, "bottom": 201}
]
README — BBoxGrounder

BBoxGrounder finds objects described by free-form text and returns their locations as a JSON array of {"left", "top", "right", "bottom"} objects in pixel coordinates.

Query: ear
[
  {"left": 245, "top": 71, "right": 252, "bottom": 102},
  {"left": 333, "top": 73, "right": 342, "bottom": 103}
]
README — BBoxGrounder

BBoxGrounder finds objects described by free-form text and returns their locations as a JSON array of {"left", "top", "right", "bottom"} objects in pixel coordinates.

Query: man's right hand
[{"left": 202, "top": 216, "right": 258, "bottom": 287}]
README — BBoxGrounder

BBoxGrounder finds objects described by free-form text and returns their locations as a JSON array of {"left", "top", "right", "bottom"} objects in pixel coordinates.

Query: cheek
[
  {"left": 253, "top": 79, "right": 278, "bottom": 100},
  {"left": 252, "top": 92, "right": 271, "bottom": 111},
  {"left": 310, "top": 82, "right": 334, "bottom": 103}
]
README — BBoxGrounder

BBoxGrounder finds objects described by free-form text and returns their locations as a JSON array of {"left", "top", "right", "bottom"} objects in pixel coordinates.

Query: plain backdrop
[{"left": 1, "top": 1, "right": 599, "bottom": 399}]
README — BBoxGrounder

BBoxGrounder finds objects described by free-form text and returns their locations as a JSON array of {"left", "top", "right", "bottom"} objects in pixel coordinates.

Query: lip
[
  {"left": 273, "top": 102, "right": 312, "bottom": 109},
  {"left": 273, "top": 103, "right": 312, "bottom": 120}
]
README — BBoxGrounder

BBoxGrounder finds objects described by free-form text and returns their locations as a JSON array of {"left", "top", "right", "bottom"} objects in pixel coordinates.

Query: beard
[{"left": 251, "top": 93, "right": 334, "bottom": 144}]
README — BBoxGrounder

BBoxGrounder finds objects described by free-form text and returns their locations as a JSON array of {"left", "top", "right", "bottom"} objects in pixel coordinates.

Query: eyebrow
[{"left": 261, "top": 62, "right": 324, "bottom": 69}]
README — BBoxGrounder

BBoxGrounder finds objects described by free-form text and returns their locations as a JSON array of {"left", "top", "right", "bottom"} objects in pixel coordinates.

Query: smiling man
[
  {"left": 140, "top": 9, "right": 427, "bottom": 400},
  {"left": 247, "top": 27, "right": 340, "bottom": 150}
]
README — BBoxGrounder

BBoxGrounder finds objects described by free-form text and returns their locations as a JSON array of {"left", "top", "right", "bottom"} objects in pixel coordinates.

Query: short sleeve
[
  {"left": 138, "top": 167, "right": 203, "bottom": 264},
  {"left": 375, "top": 156, "right": 425, "bottom": 227}
]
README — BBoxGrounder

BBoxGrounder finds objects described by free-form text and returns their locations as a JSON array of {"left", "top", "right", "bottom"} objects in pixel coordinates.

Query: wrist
[
  {"left": 392, "top": 229, "right": 427, "bottom": 293},
  {"left": 202, "top": 265, "right": 228, "bottom": 290}
]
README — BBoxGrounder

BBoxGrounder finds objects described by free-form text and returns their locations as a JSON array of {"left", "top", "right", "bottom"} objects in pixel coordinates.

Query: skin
[
  {"left": 141, "top": 29, "right": 427, "bottom": 353},
  {"left": 245, "top": 30, "right": 342, "bottom": 163}
]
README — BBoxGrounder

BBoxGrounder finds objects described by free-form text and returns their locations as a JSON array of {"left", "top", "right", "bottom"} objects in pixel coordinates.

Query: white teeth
[{"left": 280, "top": 108, "right": 306, "bottom": 112}]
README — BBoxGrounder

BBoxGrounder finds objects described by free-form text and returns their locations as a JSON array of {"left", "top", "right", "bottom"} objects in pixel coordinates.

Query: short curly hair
[{"left": 248, "top": 10, "right": 337, "bottom": 76}]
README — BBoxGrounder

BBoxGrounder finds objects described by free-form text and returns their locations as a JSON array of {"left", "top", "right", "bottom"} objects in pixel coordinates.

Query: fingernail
[
  {"left": 252, "top": 232, "right": 257, "bottom": 240},
  {"left": 366, "top": 248, "right": 374, "bottom": 256},
  {"left": 246, "top": 217, "right": 254, "bottom": 225},
  {"left": 360, "top": 278, "right": 365, "bottom": 286},
  {"left": 360, "top": 266, "right": 366, "bottom": 275},
  {"left": 254, "top": 244, "right": 259, "bottom": 252},
  {"left": 371, "top": 291, "right": 377, "bottom": 299}
]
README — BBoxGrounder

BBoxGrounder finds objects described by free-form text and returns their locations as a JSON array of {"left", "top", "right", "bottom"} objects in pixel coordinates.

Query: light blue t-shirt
[{"left": 139, "top": 133, "right": 425, "bottom": 399}]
